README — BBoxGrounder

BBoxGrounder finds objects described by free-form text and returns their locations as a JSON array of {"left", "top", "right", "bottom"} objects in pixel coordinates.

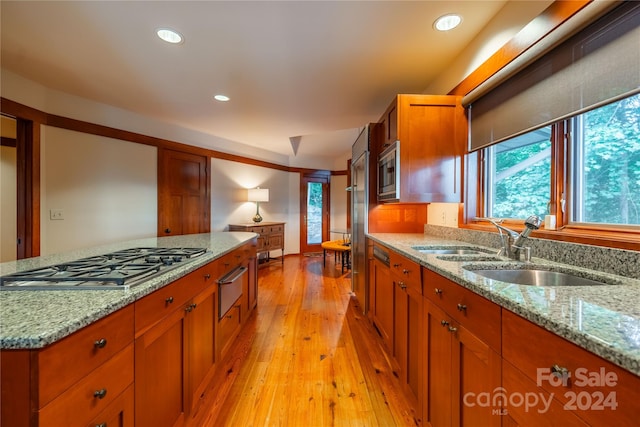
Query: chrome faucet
[{"left": 477, "top": 215, "right": 542, "bottom": 261}]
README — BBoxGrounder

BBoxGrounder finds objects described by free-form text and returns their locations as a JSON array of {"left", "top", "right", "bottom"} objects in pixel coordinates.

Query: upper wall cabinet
[{"left": 377, "top": 94, "right": 466, "bottom": 203}]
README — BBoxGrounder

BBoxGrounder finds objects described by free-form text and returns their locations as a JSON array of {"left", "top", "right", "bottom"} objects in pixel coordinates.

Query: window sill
[{"left": 462, "top": 223, "right": 640, "bottom": 251}]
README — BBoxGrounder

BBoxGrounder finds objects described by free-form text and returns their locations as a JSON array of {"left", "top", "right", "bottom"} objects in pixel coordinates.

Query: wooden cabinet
[
  {"left": 134, "top": 260, "right": 218, "bottom": 427},
  {"left": 423, "top": 269, "right": 501, "bottom": 427},
  {"left": 390, "top": 250, "right": 423, "bottom": 415},
  {"left": 376, "top": 94, "right": 466, "bottom": 203},
  {"left": 370, "top": 249, "right": 394, "bottom": 352},
  {"left": 502, "top": 309, "right": 640, "bottom": 426},
  {"left": 229, "top": 222, "right": 284, "bottom": 265},
  {"left": 0, "top": 306, "right": 135, "bottom": 427}
]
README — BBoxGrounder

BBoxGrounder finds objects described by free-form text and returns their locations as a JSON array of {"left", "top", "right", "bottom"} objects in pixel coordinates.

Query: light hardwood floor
[{"left": 190, "top": 254, "right": 420, "bottom": 426}]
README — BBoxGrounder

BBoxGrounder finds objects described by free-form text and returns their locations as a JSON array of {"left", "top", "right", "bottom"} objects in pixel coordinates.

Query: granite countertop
[
  {"left": 0, "top": 232, "right": 257, "bottom": 350},
  {"left": 368, "top": 233, "right": 640, "bottom": 376}
]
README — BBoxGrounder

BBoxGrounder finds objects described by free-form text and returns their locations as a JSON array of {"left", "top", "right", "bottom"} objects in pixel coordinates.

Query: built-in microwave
[{"left": 377, "top": 141, "right": 400, "bottom": 202}]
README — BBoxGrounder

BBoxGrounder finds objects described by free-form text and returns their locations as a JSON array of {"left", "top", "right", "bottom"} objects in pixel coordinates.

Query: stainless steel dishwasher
[{"left": 218, "top": 265, "right": 247, "bottom": 319}]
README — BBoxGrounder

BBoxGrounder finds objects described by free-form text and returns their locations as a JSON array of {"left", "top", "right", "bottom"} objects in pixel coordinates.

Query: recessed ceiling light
[
  {"left": 156, "top": 28, "right": 183, "bottom": 44},
  {"left": 214, "top": 95, "right": 230, "bottom": 102},
  {"left": 434, "top": 14, "right": 462, "bottom": 31}
]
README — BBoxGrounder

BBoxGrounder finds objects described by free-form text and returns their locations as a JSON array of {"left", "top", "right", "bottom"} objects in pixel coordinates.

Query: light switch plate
[{"left": 50, "top": 209, "right": 64, "bottom": 220}]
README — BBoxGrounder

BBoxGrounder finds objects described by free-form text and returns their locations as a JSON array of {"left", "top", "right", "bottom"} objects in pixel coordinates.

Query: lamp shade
[{"left": 247, "top": 188, "right": 269, "bottom": 202}]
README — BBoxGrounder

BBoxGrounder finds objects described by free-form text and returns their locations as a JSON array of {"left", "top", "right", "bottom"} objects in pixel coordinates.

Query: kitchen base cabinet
[
  {"left": 135, "top": 260, "right": 219, "bottom": 427},
  {"left": 390, "top": 250, "right": 423, "bottom": 418},
  {"left": 370, "top": 255, "right": 394, "bottom": 352},
  {"left": 502, "top": 309, "right": 640, "bottom": 426},
  {"left": 425, "top": 300, "right": 501, "bottom": 427},
  {"left": 0, "top": 306, "right": 135, "bottom": 427},
  {"left": 423, "top": 269, "right": 501, "bottom": 427}
]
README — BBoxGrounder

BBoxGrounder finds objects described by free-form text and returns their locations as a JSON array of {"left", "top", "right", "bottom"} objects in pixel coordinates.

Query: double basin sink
[{"left": 412, "top": 245, "right": 615, "bottom": 287}]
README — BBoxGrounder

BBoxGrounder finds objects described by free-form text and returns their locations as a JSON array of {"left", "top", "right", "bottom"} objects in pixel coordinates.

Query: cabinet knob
[
  {"left": 398, "top": 281, "right": 407, "bottom": 289},
  {"left": 440, "top": 320, "right": 449, "bottom": 327},
  {"left": 165, "top": 296, "right": 174, "bottom": 304},
  {"left": 448, "top": 326, "right": 458, "bottom": 333},
  {"left": 185, "top": 303, "right": 197, "bottom": 313},
  {"left": 403, "top": 269, "right": 410, "bottom": 275},
  {"left": 551, "top": 364, "right": 570, "bottom": 379},
  {"left": 434, "top": 288, "right": 443, "bottom": 295},
  {"left": 93, "top": 388, "right": 108, "bottom": 399},
  {"left": 95, "top": 423, "right": 107, "bottom": 427},
  {"left": 457, "top": 303, "right": 467, "bottom": 312},
  {"left": 393, "top": 263, "right": 401, "bottom": 268},
  {"left": 94, "top": 338, "right": 107, "bottom": 349},
  {"left": 204, "top": 273, "right": 211, "bottom": 280},
  {"left": 164, "top": 228, "right": 171, "bottom": 234}
]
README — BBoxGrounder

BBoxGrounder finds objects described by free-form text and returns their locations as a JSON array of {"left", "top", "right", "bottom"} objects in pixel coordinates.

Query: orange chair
[{"left": 321, "top": 240, "right": 351, "bottom": 273}]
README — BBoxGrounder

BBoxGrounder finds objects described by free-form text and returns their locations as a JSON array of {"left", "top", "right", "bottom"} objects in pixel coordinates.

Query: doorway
[{"left": 300, "top": 172, "right": 330, "bottom": 253}]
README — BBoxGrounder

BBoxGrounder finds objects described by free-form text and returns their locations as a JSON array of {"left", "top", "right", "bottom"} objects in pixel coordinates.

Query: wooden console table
[{"left": 229, "top": 222, "right": 285, "bottom": 265}]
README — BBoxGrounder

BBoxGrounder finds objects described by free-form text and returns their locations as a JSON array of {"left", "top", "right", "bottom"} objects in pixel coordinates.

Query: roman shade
[{"left": 467, "top": 1, "right": 640, "bottom": 152}]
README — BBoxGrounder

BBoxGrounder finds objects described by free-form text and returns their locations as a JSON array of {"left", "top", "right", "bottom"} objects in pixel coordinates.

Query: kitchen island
[{"left": 0, "top": 232, "right": 258, "bottom": 427}]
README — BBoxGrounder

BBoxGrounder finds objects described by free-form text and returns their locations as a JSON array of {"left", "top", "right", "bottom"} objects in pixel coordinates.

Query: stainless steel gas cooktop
[{"left": 0, "top": 247, "right": 208, "bottom": 290}]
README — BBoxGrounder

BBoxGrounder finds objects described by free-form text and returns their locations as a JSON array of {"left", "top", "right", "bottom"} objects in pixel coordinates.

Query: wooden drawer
[
  {"left": 266, "top": 224, "right": 283, "bottom": 233},
  {"left": 39, "top": 344, "right": 134, "bottom": 426},
  {"left": 218, "top": 304, "right": 241, "bottom": 358},
  {"left": 502, "top": 360, "right": 588, "bottom": 426},
  {"left": 503, "top": 310, "right": 640, "bottom": 426},
  {"left": 135, "top": 275, "right": 194, "bottom": 336},
  {"left": 86, "top": 384, "right": 134, "bottom": 427},
  {"left": 37, "top": 305, "right": 134, "bottom": 407},
  {"left": 423, "top": 268, "right": 500, "bottom": 351},
  {"left": 389, "top": 251, "right": 421, "bottom": 294}
]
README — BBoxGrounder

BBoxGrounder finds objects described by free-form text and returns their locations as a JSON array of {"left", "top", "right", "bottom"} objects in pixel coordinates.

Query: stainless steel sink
[
  {"left": 464, "top": 268, "right": 613, "bottom": 286},
  {"left": 412, "top": 245, "right": 494, "bottom": 255}
]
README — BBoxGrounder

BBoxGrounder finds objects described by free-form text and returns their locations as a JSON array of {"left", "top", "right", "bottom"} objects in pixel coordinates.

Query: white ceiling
[{"left": 2, "top": 1, "right": 541, "bottom": 166}]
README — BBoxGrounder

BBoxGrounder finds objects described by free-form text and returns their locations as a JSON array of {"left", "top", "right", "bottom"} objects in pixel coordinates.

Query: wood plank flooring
[{"left": 190, "top": 254, "right": 420, "bottom": 427}]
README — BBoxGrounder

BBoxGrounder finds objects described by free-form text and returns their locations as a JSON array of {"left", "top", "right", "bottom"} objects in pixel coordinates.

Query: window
[
  {"left": 571, "top": 94, "right": 640, "bottom": 226},
  {"left": 485, "top": 127, "right": 551, "bottom": 219},
  {"left": 481, "top": 93, "right": 640, "bottom": 229}
]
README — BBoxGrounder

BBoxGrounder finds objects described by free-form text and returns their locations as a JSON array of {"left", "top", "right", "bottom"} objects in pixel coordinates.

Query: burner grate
[{"left": 0, "top": 247, "right": 208, "bottom": 290}]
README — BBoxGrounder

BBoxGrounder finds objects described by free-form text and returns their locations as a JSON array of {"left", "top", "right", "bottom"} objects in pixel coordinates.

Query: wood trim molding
[
  {"left": 449, "top": 1, "right": 590, "bottom": 97},
  {"left": 0, "top": 136, "right": 17, "bottom": 147},
  {"left": 1, "top": 97, "right": 331, "bottom": 175}
]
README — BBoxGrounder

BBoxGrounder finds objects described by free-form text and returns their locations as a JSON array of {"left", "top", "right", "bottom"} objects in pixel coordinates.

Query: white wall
[
  {"left": 330, "top": 175, "right": 348, "bottom": 238},
  {"left": 210, "top": 157, "right": 300, "bottom": 255},
  {"left": 40, "top": 126, "right": 157, "bottom": 255},
  {"left": 1, "top": 145, "right": 17, "bottom": 262},
  {"left": 423, "top": 1, "right": 553, "bottom": 95}
]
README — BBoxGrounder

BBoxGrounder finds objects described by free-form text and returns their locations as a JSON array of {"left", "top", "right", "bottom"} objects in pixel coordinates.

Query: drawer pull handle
[
  {"left": 457, "top": 303, "right": 467, "bottom": 312},
  {"left": 434, "top": 288, "right": 442, "bottom": 295},
  {"left": 204, "top": 273, "right": 211, "bottom": 280},
  {"left": 393, "top": 263, "right": 401, "bottom": 268},
  {"left": 398, "top": 281, "right": 407, "bottom": 289},
  {"left": 94, "top": 388, "right": 108, "bottom": 399},
  {"left": 165, "top": 296, "right": 174, "bottom": 304},
  {"left": 94, "top": 338, "right": 107, "bottom": 349},
  {"left": 551, "top": 364, "right": 570, "bottom": 378},
  {"left": 403, "top": 269, "right": 410, "bottom": 275},
  {"left": 448, "top": 326, "right": 458, "bottom": 333},
  {"left": 440, "top": 320, "right": 449, "bottom": 327}
]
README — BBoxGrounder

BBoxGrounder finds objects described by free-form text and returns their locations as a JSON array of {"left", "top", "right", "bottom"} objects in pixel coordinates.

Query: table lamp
[{"left": 248, "top": 187, "right": 269, "bottom": 223}]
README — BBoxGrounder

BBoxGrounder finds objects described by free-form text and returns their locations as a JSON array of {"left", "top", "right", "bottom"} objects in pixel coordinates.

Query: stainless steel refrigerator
[{"left": 351, "top": 125, "right": 371, "bottom": 314}]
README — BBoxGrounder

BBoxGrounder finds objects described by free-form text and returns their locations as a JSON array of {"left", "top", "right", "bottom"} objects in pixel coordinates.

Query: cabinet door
[
  {"left": 452, "top": 324, "right": 501, "bottom": 427},
  {"left": 381, "top": 98, "right": 398, "bottom": 147},
  {"left": 397, "top": 94, "right": 465, "bottom": 203},
  {"left": 394, "top": 278, "right": 423, "bottom": 414},
  {"left": 371, "top": 258, "right": 394, "bottom": 351},
  {"left": 135, "top": 307, "right": 186, "bottom": 427},
  {"left": 425, "top": 301, "right": 453, "bottom": 427},
  {"left": 186, "top": 288, "right": 216, "bottom": 414}
]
